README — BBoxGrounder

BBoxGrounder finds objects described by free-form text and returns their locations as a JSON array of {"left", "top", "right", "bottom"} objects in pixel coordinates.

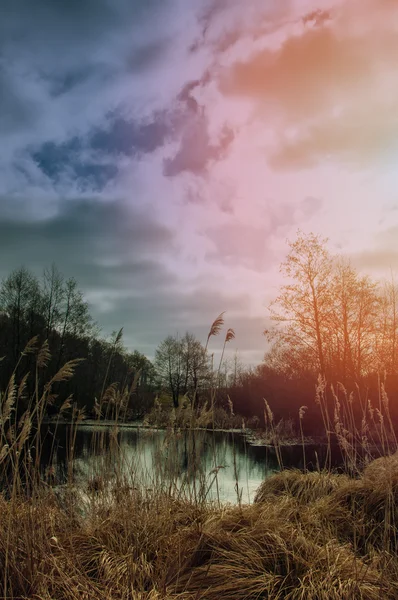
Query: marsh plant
[{"left": 2, "top": 328, "right": 398, "bottom": 599}]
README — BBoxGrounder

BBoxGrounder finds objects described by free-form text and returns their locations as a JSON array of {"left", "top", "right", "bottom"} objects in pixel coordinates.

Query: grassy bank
[
  {"left": 2, "top": 457, "right": 398, "bottom": 599},
  {"left": 2, "top": 337, "right": 398, "bottom": 598}
]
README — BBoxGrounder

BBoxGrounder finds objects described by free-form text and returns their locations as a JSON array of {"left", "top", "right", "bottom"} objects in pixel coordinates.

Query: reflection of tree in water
[{"left": 40, "top": 425, "right": 346, "bottom": 502}]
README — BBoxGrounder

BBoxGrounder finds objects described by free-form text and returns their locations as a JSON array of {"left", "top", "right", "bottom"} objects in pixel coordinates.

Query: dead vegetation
[
  {"left": 2, "top": 335, "right": 398, "bottom": 598},
  {"left": 2, "top": 459, "right": 398, "bottom": 599}
]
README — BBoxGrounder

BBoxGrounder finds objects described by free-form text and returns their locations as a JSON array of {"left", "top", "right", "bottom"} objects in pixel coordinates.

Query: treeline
[
  {"left": 238, "top": 232, "right": 398, "bottom": 432},
  {"left": 0, "top": 265, "right": 155, "bottom": 418},
  {"left": 153, "top": 231, "right": 398, "bottom": 434},
  {"left": 1, "top": 230, "right": 398, "bottom": 434}
]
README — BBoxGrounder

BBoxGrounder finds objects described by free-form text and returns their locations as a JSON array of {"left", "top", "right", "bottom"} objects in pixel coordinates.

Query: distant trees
[
  {"left": 264, "top": 232, "right": 333, "bottom": 379},
  {"left": 0, "top": 266, "right": 44, "bottom": 361},
  {"left": 4, "top": 232, "right": 398, "bottom": 431},
  {"left": 154, "top": 332, "right": 208, "bottom": 407},
  {"left": 0, "top": 265, "right": 156, "bottom": 417},
  {"left": 263, "top": 231, "right": 397, "bottom": 385}
]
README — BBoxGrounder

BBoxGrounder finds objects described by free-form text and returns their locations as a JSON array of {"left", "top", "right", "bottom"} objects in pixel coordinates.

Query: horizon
[{"left": 1, "top": 0, "right": 398, "bottom": 366}]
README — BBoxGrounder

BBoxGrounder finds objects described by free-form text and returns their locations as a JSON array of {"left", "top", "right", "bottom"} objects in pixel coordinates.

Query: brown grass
[
  {"left": 2, "top": 338, "right": 398, "bottom": 598},
  {"left": 1, "top": 460, "right": 398, "bottom": 599}
]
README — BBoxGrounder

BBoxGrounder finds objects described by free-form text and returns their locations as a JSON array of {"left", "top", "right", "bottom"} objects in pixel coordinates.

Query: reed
[{"left": 2, "top": 335, "right": 398, "bottom": 599}]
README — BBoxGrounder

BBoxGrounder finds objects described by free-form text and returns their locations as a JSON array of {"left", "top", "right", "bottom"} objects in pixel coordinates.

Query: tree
[
  {"left": 264, "top": 231, "right": 334, "bottom": 378},
  {"left": 56, "top": 277, "right": 94, "bottom": 369},
  {"left": 0, "top": 267, "right": 43, "bottom": 360},
  {"left": 327, "top": 259, "right": 379, "bottom": 382},
  {"left": 155, "top": 335, "right": 184, "bottom": 407},
  {"left": 154, "top": 333, "right": 208, "bottom": 407},
  {"left": 376, "top": 276, "right": 398, "bottom": 374},
  {"left": 42, "top": 264, "right": 64, "bottom": 340},
  {"left": 264, "top": 232, "right": 383, "bottom": 385}
]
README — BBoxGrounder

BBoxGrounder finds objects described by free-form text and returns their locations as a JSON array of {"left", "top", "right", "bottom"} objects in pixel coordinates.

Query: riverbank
[
  {"left": 2, "top": 454, "right": 398, "bottom": 599},
  {"left": 42, "top": 417, "right": 320, "bottom": 447}
]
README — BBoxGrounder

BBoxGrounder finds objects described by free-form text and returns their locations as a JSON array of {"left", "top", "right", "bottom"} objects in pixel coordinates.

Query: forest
[{"left": 1, "top": 231, "right": 397, "bottom": 437}]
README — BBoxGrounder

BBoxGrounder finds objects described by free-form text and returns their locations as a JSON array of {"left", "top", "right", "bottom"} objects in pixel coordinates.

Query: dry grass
[
  {"left": 2, "top": 338, "right": 398, "bottom": 598},
  {"left": 2, "top": 462, "right": 398, "bottom": 599}
]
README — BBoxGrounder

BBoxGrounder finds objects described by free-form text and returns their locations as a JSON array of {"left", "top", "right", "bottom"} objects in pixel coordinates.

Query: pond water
[{"left": 41, "top": 425, "right": 342, "bottom": 504}]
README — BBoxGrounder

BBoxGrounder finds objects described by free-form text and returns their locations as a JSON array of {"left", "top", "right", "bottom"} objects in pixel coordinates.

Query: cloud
[
  {"left": 99, "top": 286, "right": 255, "bottom": 358},
  {"left": 5, "top": 0, "right": 387, "bottom": 368},
  {"left": 163, "top": 119, "right": 234, "bottom": 177},
  {"left": 219, "top": 0, "right": 398, "bottom": 168},
  {"left": 0, "top": 197, "right": 176, "bottom": 279},
  {"left": 351, "top": 225, "right": 398, "bottom": 274},
  {"left": 1, "top": 0, "right": 231, "bottom": 195},
  {"left": 204, "top": 197, "right": 323, "bottom": 270}
]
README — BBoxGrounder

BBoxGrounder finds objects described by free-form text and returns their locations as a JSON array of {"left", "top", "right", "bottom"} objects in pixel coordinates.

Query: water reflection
[{"left": 41, "top": 425, "right": 343, "bottom": 504}]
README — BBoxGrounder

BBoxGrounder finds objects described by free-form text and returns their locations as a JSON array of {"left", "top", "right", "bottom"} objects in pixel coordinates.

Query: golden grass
[
  {"left": 2, "top": 336, "right": 398, "bottom": 598},
  {"left": 2, "top": 460, "right": 398, "bottom": 599}
]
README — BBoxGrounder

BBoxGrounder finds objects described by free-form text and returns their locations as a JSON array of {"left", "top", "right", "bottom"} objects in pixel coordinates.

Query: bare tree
[{"left": 264, "top": 231, "right": 334, "bottom": 377}]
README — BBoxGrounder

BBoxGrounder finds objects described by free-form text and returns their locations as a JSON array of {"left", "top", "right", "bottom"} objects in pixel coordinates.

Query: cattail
[
  {"left": 381, "top": 384, "right": 389, "bottom": 409},
  {"left": 376, "top": 409, "right": 384, "bottom": 425},
  {"left": 368, "top": 399, "right": 374, "bottom": 421},
  {"left": 170, "top": 407, "right": 176, "bottom": 425},
  {"left": 49, "top": 359, "right": 84, "bottom": 386},
  {"left": 93, "top": 398, "right": 101, "bottom": 417},
  {"left": 0, "top": 444, "right": 9, "bottom": 463},
  {"left": 206, "top": 312, "right": 225, "bottom": 346},
  {"left": 263, "top": 398, "right": 273, "bottom": 424},
  {"left": 315, "top": 374, "right": 326, "bottom": 405},
  {"left": 22, "top": 336, "right": 39, "bottom": 355},
  {"left": 128, "top": 369, "right": 141, "bottom": 397},
  {"left": 76, "top": 408, "right": 86, "bottom": 423},
  {"left": 47, "top": 393, "right": 58, "bottom": 405},
  {"left": 3, "top": 374, "right": 16, "bottom": 423},
  {"left": 102, "top": 382, "right": 118, "bottom": 405},
  {"left": 114, "top": 327, "right": 123, "bottom": 346},
  {"left": 37, "top": 339, "right": 51, "bottom": 368},
  {"left": 60, "top": 395, "right": 73, "bottom": 413},
  {"left": 299, "top": 405, "right": 307, "bottom": 420},
  {"left": 17, "top": 373, "right": 29, "bottom": 401},
  {"left": 225, "top": 328, "right": 235, "bottom": 343},
  {"left": 18, "top": 414, "right": 31, "bottom": 450}
]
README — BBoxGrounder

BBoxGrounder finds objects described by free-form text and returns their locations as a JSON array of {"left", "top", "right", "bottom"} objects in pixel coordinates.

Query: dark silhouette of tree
[
  {"left": 0, "top": 266, "right": 156, "bottom": 418},
  {"left": 155, "top": 333, "right": 209, "bottom": 407}
]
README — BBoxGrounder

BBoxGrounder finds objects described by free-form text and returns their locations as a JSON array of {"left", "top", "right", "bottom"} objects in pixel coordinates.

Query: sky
[{"left": 1, "top": 0, "right": 398, "bottom": 366}]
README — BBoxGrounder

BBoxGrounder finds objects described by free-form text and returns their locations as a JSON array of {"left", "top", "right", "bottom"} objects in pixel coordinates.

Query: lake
[{"left": 41, "top": 424, "right": 343, "bottom": 504}]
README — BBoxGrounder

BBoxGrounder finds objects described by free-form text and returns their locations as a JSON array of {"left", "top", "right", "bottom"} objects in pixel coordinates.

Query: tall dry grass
[{"left": 2, "top": 335, "right": 398, "bottom": 598}]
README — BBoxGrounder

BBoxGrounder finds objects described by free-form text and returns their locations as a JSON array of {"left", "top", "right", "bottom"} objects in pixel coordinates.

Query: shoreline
[{"left": 41, "top": 418, "right": 332, "bottom": 447}]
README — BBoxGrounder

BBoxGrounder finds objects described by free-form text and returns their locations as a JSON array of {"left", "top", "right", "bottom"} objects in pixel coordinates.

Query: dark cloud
[
  {"left": 0, "top": 0, "right": 179, "bottom": 164},
  {"left": 163, "top": 120, "right": 234, "bottom": 177},
  {"left": 0, "top": 198, "right": 175, "bottom": 279},
  {"left": 1, "top": 0, "right": 237, "bottom": 197},
  {"left": 90, "top": 114, "right": 172, "bottom": 157},
  {"left": 0, "top": 0, "right": 280, "bottom": 364},
  {"left": 163, "top": 78, "right": 235, "bottom": 178},
  {"left": 30, "top": 111, "right": 173, "bottom": 189},
  {"left": 0, "top": 196, "right": 265, "bottom": 361},
  {"left": 101, "top": 286, "right": 253, "bottom": 356},
  {"left": 32, "top": 139, "right": 119, "bottom": 191}
]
